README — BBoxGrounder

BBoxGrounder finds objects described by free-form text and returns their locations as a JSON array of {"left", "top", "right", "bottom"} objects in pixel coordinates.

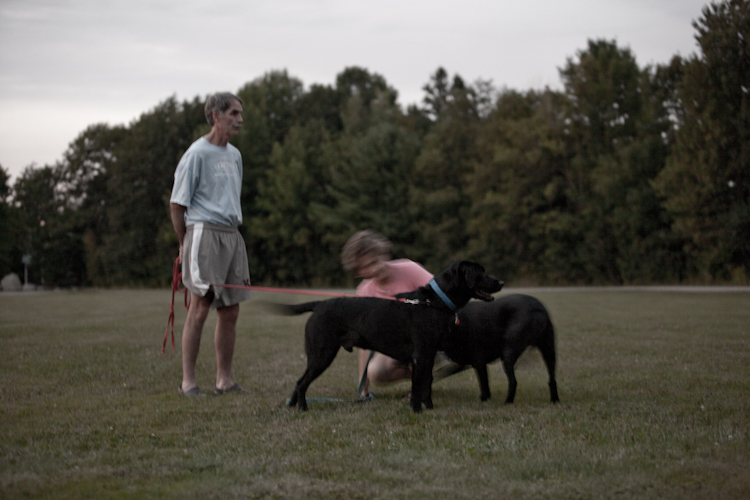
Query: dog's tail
[{"left": 265, "top": 301, "right": 323, "bottom": 316}]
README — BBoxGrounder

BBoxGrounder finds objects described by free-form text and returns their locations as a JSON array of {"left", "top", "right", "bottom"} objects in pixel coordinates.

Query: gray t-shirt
[{"left": 170, "top": 137, "right": 243, "bottom": 227}]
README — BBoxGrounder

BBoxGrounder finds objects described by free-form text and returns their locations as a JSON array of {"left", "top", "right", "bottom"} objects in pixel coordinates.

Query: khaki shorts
[{"left": 182, "top": 223, "right": 253, "bottom": 308}]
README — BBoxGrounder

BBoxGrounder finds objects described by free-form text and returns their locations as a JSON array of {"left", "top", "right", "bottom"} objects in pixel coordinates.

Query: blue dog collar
[{"left": 429, "top": 279, "right": 457, "bottom": 312}]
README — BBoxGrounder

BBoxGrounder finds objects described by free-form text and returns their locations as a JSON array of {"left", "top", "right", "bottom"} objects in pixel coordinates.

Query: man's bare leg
[
  {"left": 215, "top": 303, "right": 239, "bottom": 391},
  {"left": 182, "top": 292, "right": 212, "bottom": 392}
]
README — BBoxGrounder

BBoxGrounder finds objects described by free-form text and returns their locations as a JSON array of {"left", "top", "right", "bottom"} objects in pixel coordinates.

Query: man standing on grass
[{"left": 169, "top": 92, "right": 252, "bottom": 397}]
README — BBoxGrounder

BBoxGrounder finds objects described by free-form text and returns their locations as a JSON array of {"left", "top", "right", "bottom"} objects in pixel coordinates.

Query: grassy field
[{"left": 1, "top": 288, "right": 749, "bottom": 499}]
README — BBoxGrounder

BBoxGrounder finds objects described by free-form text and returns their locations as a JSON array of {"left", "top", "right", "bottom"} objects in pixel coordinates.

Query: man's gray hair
[{"left": 204, "top": 92, "right": 243, "bottom": 126}]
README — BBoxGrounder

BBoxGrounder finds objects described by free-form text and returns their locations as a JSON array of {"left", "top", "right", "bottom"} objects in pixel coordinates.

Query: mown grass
[{"left": 1, "top": 288, "right": 748, "bottom": 499}]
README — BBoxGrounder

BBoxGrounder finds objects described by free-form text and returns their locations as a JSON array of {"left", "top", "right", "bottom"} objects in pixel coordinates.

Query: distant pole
[{"left": 22, "top": 254, "right": 31, "bottom": 285}]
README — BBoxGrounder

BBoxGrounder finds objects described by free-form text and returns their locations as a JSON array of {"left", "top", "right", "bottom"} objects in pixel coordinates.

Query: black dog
[
  {"left": 284, "top": 261, "right": 503, "bottom": 413},
  {"left": 437, "top": 294, "right": 559, "bottom": 404}
]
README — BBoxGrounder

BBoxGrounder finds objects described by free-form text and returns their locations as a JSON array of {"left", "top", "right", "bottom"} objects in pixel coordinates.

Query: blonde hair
[{"left": 341, "top": 229, "right": 392, "bottom": 272}]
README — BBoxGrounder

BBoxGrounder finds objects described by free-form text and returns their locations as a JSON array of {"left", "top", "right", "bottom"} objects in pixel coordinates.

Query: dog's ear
[
  {"left": 461, "top": 261, "right": 485, "bottom": 289},
  {"left": 438, "top": 261, "right": 462, "bottom": 290}
]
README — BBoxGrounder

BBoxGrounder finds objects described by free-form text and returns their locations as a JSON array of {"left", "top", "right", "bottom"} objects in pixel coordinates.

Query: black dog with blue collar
[{"left": 283, "top": 260, "right": 503, "bottom": 413}]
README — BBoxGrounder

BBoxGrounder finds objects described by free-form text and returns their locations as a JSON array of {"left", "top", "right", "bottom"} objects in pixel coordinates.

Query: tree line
[{"left": 1, "top": 0, "right": 748, "bottom": 288}]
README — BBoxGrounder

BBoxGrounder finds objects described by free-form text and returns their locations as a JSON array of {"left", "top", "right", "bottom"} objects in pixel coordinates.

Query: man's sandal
[
  {"left": 178, "top": 384, "right": 208, "bottom": 397},
  {"left": 214, "top": 383, "right": 249, "bottom": 395}
]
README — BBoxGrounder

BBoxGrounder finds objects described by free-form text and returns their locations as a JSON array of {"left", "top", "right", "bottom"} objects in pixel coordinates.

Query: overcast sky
[{"left": 0, "top": 0, "right": 709, "bottom": 182}]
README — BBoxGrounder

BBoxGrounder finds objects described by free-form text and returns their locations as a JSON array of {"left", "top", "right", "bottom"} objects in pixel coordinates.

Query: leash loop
[{"left": 163, "top": 255, "right": 189, "bottom": 359}]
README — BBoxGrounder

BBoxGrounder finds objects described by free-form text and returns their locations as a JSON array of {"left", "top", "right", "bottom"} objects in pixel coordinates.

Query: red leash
[
  {"left": 163, "top": 256, "right": 189, "bottom": 359},
  {"left": 210, "top": 283, "right": 454, "bottom": 321},
  {"left": 162, "top": 255, "right": 463, "bottom": 358},
  {"left": 162, "top": 257, "right": 459, "bottom": 358},
  {"left": 164, "top": 257, "right": 365, "bottom": 358},
  {"left": 211, "top": 283, "right": 359, "bottom": 298}
]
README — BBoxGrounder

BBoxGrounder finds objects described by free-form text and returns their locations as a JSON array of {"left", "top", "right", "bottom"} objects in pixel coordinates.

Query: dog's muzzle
[{"left": 475, "top": 280, "right": 503, "bottom": 301}]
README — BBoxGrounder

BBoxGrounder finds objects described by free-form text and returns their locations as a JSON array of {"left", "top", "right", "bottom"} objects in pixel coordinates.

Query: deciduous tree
[{"left": 655, "top": 0, "right": 750, "bottom": 281}]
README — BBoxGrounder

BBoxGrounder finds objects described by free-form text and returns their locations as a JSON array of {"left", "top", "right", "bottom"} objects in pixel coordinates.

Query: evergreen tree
[
  {"left": 408, "top": 69, "right": 483, "bottom": 272},
  {"left": 317, "top": 120, "right": 421, "bottom": 261},
  {"left": 335, "top": 66, "right": 395, "bottom": 136},
  {"left": 236, "top": 71, "right": 306, "bottom": 276},
  {"left": 250, "top": 120, "right": 338, "bottom": 284}
]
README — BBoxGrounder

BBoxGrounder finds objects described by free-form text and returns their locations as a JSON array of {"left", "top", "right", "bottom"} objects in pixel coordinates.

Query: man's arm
[{"left": 170, "top": 203, "right": 187, "bottom": 258}]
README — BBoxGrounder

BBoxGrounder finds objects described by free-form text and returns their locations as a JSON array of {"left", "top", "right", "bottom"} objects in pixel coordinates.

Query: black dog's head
[{"left": 435, "top": 261, "right": 503, "bottom": 308}]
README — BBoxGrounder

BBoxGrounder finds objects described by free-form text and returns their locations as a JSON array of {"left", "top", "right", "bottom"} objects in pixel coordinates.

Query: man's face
[
  {"left": 354, "top": 252, "right": 389, "bottom": 281},
  {"left": 214, "top": 100, "right": 243, "bottom": 137}
]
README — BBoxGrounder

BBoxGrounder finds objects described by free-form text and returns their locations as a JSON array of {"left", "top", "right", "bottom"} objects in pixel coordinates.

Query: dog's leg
[
  {"left": 539, "top": 331, "right": 559, "bottom": 403},
  {"left": 293, "top": 343, "right": 341, "bottom": 411},
  {"left": 288, "top": 369, "right": 309, "bottom": 407},
  {"left": 501, "top": 350, "right": 519, "bottom": 404},
  {"left": 410, "top": 355, "right": 436, "bottom": 413},
  {"left": 409, "top": 359, "right": 424, "bottom": 413},
  {"left": 474, "top": 364, "right": 491, "bottom": 401},
  {"left": 291, "top": 369, "right": 315, "bottom": 411},
  {"left": 424, "top": 370, "right": 434, "bottom": 410}
]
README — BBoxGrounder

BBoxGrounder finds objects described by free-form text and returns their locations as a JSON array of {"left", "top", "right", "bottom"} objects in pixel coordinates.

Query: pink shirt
[{"left": 356, "top": 259, "right": 433, "bottom": 299}]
